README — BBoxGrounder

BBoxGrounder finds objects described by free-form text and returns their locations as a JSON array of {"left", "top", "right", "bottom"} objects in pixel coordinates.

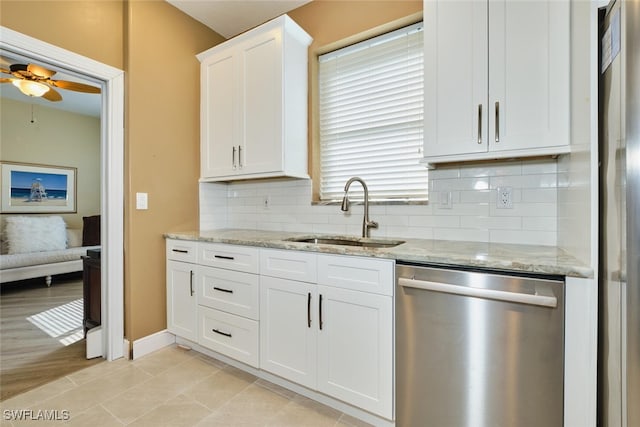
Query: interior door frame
[{"left": 0, "top": 26, "right": 125, "bottom": 361}]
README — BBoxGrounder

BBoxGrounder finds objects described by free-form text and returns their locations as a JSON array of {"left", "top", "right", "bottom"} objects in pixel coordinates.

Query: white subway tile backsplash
[
  {"left": 199, "top": 158, "right": 559, "bottom": 246},
  {"left": 434, "top": 227, "right": 490, "bottom": 242}
]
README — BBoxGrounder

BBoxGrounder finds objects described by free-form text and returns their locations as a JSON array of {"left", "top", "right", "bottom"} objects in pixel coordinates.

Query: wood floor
[{"left": 0, "top": 275, "right": 103, "bottom": 401}]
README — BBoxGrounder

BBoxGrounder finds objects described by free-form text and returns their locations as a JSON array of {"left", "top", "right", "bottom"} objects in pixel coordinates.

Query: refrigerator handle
[{"left": 398, "top": 277, "right": 557, "bottom": 308}]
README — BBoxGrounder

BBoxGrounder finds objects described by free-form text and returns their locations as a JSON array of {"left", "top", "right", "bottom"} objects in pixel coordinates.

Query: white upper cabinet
[
  {"left": 198, "top": 15, "right": 312, "bottom": 181},
  {"left": 423, "top": 0, "right": 570, "bottom": 165}
]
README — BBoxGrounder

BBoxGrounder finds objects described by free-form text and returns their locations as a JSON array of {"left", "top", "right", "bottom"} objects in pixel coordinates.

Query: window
[{"left": 318, "top": 22, "right": 426, "bottom": 202}]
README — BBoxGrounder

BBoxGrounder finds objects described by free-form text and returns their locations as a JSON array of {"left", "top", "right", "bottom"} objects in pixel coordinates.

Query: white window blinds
[{"left": 318, "top": 22, "right": 426, "bottom": 202}]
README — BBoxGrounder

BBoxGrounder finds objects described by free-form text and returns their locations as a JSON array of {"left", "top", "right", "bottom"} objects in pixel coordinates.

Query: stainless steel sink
[{"left": 285, "top": 236, "right": 405, "bottom": 248}]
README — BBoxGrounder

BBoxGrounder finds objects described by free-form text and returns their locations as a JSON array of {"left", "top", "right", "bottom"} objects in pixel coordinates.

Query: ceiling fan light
[{"left": 12, "top": 80, "right": 50, "bottom": 97}]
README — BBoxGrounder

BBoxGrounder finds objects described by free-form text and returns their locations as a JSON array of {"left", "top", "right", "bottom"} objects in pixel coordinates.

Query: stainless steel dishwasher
[{"left": 396, "top": 263, "right": 564, "bottom": 427}]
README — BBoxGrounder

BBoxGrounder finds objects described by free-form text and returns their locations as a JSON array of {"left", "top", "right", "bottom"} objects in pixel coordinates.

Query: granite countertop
[{"left": 164, "top": 228, "right": 594, "bottom": 279}]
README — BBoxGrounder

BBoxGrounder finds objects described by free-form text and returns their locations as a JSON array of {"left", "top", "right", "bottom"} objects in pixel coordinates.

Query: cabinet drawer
[
  {"left": 166, "top": 239, "right": 198, "bottom": 263},
  {"left": 260, "top": 248, "right": 317, "bottom": 283},
  {"left": 199, "top": 243, "right": 259, "bottom": 273},
  {"left": 198, "top": 266, "right": 259, "bottom": 320},
  {"left": 317, "top": 255, "right": 394, "bottom": 296},
  {"left": 198, "top": 306, "right": 259, "bottom": 368}
]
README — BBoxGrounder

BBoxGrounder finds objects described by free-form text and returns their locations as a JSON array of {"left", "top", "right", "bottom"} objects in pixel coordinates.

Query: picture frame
[{"left": 1, "top": 161, "right": 77, "bottom": 213}]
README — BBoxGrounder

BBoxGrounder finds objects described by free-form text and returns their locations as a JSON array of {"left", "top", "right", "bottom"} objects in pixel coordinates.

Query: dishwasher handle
[{"left": 398, "top": 277, "right": 557, "bottom": 308}]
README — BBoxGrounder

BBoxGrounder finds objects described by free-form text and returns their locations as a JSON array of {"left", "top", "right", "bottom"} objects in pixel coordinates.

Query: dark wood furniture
[{"left": 82, "top": 248, "right": 101, "bottom": 336}]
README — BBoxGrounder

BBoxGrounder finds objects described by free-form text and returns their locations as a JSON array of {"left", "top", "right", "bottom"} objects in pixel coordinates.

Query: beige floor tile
[
  {"left": 337, "top": 413, "right": 375, "bottom": 427},
  {"left": 182, "top": 365, "right": 256, "bottom": 411},
  {"left": 212, "top": 383, "right": 290, "bottom": 425},
  {"left": 66, "top": 359, "right": 128, "bottom": 386},
  {"left": 255, "top": 378, "right": 298, "bottom": 400},
  {"left": 126, "top": 394, "right": 211, "bottom": 427},
  {"left": 266, "top": 395, "right": 342, "bottom": 427},
  {"left": 132, "top": 346, "right": 195, "bottom": 377},
  {"left": 141, "top": 356, "right": 217, "bottom": 394},
  {"left": 31, "top": 365, "right": 151, "bottom": 415},
  {"left": 66, "top": 404, "right": 124, "bottom": 427},
  {"left": 101, "top": 380, "right": 181, "bottom": 424},
  {"left": 2, "top": 346, "right": 379, "bottom": 427},
  {"left": 0, "top": 377, "right": 76, "bottom": 410}
]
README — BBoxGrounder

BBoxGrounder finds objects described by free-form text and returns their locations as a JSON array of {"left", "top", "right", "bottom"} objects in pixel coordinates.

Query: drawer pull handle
[
  {"left": 214, "top": 255, "right": 235, "bottom": 261},
  {"left": 232, "top": 146, "right": 236, "bottom": 169},
  {"left": 319, "top": 294, "right": 323, "bottom": 330},
  {"left": 307, "top": 292, "right": 311, "bottom": 328},
  {"left": 172, "top": 249, "right": 189, "bottom": 254},
  {"left": 213, "top": 286, "right": 233, "bottom": 294},
  {"left": 495, "top": 101, "right": 500, "bottom": 143},
  {"left": 477, "top": 104, "right": 483, "bottom": 145},
  {"left": 190, "top": 271, "right": 194, "bottom": 296},
  {"left": 212, "top": 328, "right": 232, "bottom": 338}
]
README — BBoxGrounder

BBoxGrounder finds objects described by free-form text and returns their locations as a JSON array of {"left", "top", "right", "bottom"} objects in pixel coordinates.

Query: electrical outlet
[
  {"left": 496, "top": 187, "right": 513, "bottom": 209},
  {"left": 262, "top": 195, "right": 270, "bottom": 209}
]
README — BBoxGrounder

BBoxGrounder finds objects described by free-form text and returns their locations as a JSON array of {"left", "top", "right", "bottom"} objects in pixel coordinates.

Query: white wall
[
  {"left": 0, "top": 98, "right": 101, "bottom": 230},
  {"left": 201, "top": 157, "right": 559, "bottom": 246}
]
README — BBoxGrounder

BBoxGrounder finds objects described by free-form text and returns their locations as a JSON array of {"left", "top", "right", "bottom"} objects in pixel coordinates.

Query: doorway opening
[{"left": 0, "top": 27, "right": 125, "bottom": 378}]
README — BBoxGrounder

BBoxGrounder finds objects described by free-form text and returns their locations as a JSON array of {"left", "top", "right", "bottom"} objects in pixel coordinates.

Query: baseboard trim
[{"left": 132, "top": 330, "right": 175, "bottom": 360}]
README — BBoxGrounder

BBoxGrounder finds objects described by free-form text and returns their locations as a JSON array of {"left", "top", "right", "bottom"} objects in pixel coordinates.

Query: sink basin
[{"left": 285, "top": 236, "right": 405, "bottom": 248}]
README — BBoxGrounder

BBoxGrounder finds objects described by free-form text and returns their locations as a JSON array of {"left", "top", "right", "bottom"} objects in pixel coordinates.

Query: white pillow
[
  {"left": 66, "top": 228, "right": 83, "bottom": 248},
  {"left": 5, "top": 216, "right": 67, "bottom": 254}
]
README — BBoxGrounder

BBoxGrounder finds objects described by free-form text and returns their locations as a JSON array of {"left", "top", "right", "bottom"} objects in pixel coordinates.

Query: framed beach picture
[{"left": 1, "top": 162, "right": 77, "bottom": 213}]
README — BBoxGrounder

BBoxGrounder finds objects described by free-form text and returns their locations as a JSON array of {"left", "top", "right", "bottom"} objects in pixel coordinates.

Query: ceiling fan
[{"left": 0, "top": 63, "right": 100, "bottom": 102}]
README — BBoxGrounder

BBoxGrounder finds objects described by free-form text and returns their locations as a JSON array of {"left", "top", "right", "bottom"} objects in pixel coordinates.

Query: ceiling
[
  {"left": 0, "top": 54, "right": 102, "bottom": 118},
  {"left": 167, "top": 0, "right": 312, "bottom": 38}
]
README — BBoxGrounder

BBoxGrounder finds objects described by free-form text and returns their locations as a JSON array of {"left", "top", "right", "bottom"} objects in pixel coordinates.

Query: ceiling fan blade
[
  {"left": 0, "top": 68, "right": 11, "bottom": 75},
  {"left": 0, "top": 77, "right": 12, "bottom": 84},
  {"left": 42, "top": 86, "right": 63, "bottom": 102},
  {"left": 50, "top": 79, "right": 101, "bottom": 94},
  {"left": 27, "top": 63, "right": 57, "bottom": 79}
]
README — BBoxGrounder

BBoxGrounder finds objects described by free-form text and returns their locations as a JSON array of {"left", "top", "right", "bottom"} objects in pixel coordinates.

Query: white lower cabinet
[
  {"left": 316, "top": 285, "right": 393, "bottom": 418},
  {"left": 166, "top": 240, "right": 394, "bottom": 420},
  {"left": 166, "top": 260, "right": 197, "bottom": 341},
  {"left": 166, "top": 240, "right": 198, "bottom": 341},
  {"left": 260, "top": 249, "right": 394, "bottom": 419},
  {"left": 260, "top": 275, "right": 317, "bottom": 388}
]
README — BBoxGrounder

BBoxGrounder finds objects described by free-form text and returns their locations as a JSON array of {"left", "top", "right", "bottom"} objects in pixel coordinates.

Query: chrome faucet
[{"left": 341, "top": 177, "right": 378, "bottom": 238}]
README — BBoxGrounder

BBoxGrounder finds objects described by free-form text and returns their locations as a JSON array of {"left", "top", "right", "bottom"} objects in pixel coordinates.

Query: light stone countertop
[{"left": 164, "top": 228, "right": 594, "bottom": 279}]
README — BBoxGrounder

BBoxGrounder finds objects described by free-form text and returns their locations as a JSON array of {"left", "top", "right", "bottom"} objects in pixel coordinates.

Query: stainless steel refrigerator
[{"left": 599, "top": 1, "right": 640, "bottom": 426}]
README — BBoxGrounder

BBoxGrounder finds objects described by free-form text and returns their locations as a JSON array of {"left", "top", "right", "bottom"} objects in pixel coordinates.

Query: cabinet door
[
  {"left": 238, "top": 29, "right": 284, "bottom": 175},
  {"left": 424, "top": 0, "right": 488, "bottom": 157},
  {"left": 201, "top": 50, "right": 239, "bottom": 178},
  {"left": 488, "top": 0, "right": 569, "bottom": 152},
  {"left": 260, "top": 275, "right": 316, "bottom": 389},
  {"left": 166, "top": 260, "right": 197, "bottom": 341},
  {"left": 316, "top": 285, "right": 393, "bottom": 419}
]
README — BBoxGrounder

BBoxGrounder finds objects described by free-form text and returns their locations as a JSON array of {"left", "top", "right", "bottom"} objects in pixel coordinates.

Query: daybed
[{"left": 1, "top": 215, "right": 100, "bottom": 286}]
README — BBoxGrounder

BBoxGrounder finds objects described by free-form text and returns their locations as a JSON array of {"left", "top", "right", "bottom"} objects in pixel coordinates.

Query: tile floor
[{"left": 0, "top": 345, "right": 373, "bottom": 426}]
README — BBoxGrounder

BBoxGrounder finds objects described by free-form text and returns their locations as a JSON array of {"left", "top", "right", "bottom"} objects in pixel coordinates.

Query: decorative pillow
[
  {"left": 5, "top": 216, "right": 67, "bottom": 254},
  {"left": 66, "top": 228, "right": 83, "bottom": 248},
  {"left": 82, "top": 215, "right": 101, "bottom": 246}
]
